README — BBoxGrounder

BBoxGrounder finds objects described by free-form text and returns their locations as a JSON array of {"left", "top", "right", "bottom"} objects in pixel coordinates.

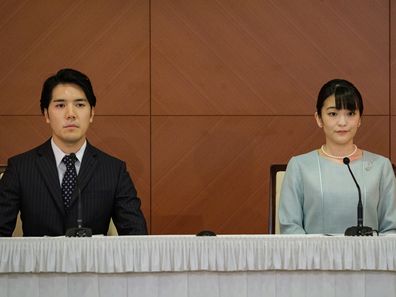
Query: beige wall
[{"left": 0, "top": 0, "right": 393, "bottom": 234}]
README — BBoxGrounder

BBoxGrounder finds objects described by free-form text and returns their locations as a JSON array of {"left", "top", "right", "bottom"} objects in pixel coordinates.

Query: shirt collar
[{"left": 51, "top": 138, "right": 87, "bottom": 167}]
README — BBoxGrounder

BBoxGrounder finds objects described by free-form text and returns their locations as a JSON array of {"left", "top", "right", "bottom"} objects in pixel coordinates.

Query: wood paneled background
[{"left": 0, "top": 0, "right": 393, "bottom": 234}]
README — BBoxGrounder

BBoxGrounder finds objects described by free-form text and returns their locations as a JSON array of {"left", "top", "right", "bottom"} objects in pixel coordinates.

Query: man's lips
[{"left": 64, "top": 124, "right": 78, "bottom": 128}]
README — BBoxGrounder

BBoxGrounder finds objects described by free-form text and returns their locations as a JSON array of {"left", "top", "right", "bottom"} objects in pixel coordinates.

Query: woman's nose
[{"left": 338, "top": 115, "right": 347, "bottom": 125}]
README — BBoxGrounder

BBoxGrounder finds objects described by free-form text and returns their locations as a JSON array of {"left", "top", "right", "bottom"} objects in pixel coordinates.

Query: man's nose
[{"left": 65, "top": 104, "right": 76, "bottom": 118}]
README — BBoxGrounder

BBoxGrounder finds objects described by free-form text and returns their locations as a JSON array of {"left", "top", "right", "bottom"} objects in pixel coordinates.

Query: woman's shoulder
[
  {"left": 289, "top": 150, "right": 318, "bottom": 164},
  {"left": 362, "top": 150, "right": 393, "bottom": 172},
  {"left": 363, "top": 150, "right": 391, "bottom": 164},
  {"left": 286, "top": 150, "right": 318, "bottom": 173}
]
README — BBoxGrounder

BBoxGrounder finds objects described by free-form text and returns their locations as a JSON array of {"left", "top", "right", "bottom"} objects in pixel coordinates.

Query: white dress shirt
[{"left": 51, "top": 138, "right": 87, "bottom": 185}]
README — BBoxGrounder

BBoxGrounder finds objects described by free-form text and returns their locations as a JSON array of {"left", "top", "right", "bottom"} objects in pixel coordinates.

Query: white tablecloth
[{"left": 0, "top": 235, "right": 395, "bottom": 297}]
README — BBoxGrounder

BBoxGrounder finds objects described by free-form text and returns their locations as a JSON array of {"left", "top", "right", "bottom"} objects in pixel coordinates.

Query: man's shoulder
[
  {"left": 8, "top": 140, "right": 51, "bottom": 163},
  {"left": 86, "top": 143, "right": 124, "bottom": 165}
]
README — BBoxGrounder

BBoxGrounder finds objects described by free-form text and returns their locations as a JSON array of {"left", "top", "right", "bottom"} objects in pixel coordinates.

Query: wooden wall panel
[
  {"left": 152, "top": 0, "right": 388, "bottom": 115},
  {"left": 0, "top": 0, "right": 393, "bottom": 235},
  {"left": 392, "top": 0, "right": 396, "bottom": 115},
  {"left": 0, "top": 0, "right": 149, "bottom": 116},
  {"left": 391, "top": 116, "right": 396, "bottom": 161},
  {"left": 0, "top": 116, "right": 49, "bottom": 160},
  {"left": 151, "top": 115, "right": 388, "bottom": 234}
]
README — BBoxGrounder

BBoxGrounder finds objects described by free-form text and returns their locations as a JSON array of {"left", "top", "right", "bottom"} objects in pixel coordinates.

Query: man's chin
[{"left": 59, "top": 135, "right": 85, "bottom": 145}]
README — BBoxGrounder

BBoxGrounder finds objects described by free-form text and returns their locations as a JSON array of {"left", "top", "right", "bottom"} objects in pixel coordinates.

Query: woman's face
[{"left": 315, "top": 95, "right": 361, "bottom": 146}]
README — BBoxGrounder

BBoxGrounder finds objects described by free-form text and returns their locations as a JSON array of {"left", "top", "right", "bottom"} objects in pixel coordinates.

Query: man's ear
[
  {"left": 44, "top": 109, "right": 50, "bottom": 124},
  {"left": 315, "top": 112, "right": 323, "bottom": 128},
  {"left": 90, "top": 107, "right": 95, "bottom": 123}
]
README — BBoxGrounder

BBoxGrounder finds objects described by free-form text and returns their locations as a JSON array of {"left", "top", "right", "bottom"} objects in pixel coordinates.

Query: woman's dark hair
[
  {"left": 316, "top": 79, "right": 363, "bottom": 117},
  {"left": 40, "top": 68, "right": 96, "bottom": 114}
]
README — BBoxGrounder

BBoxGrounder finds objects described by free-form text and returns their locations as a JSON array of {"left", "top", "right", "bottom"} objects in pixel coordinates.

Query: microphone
[
  {"left": 343, "top": 157, "right": 373, "bottom": 236},
  {"left": 65, "top": 154, "right": 92, "bottom": 237}
]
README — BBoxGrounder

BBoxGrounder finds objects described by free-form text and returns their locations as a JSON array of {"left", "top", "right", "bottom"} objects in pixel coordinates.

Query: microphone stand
[
  {"left": 343, "top": 157, "right": 373, "bottom": 236},
  {"left": 65, "top": 227, "right": 92, "bottom": 237},
  {"left": 65, "top": 169, "right": 92, "bottom": 237}
]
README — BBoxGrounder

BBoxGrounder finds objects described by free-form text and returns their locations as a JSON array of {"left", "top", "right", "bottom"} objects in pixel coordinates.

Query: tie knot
[{"left": 62, "top": 154, "right": 77, "bottom": 169}]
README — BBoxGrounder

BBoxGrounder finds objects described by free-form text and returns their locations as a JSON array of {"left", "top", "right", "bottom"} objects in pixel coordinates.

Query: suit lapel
[{"left": 36, "top": 140, "right": 65, "bottom": 216}]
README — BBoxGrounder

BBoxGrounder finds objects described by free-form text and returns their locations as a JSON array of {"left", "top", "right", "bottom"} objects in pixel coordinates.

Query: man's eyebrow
[{"left": 51, "top": 98, "right": 88, "bottom": 102}]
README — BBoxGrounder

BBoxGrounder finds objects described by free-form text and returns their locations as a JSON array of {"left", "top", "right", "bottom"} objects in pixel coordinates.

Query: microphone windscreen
[{"left": 343, "top": 157, "right": 350, "bottom": 165}]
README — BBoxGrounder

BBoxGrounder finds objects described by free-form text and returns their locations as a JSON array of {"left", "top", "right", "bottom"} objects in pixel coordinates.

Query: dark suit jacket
[{"left": 0, "top": 139, "right": 147, "bottom": 236}]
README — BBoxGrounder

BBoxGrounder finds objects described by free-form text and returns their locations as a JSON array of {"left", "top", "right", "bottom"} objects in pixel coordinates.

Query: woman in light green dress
[{"left": 279, "top": 79, "right": 396, "bottom": 234}]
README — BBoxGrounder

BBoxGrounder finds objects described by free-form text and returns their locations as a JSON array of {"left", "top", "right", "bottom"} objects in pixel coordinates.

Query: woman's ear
[{"left": 315, "top": 112, "right": 323, "bottom": 128}]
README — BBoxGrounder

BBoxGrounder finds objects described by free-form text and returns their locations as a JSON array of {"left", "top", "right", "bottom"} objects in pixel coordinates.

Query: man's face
[{"left": 44, "top": 83, "right": 94, "bottom": 151}]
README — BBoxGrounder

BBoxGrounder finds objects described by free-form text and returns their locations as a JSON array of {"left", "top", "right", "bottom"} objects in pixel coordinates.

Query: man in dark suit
[{"left": 0, "top": 68, "right": 147, "bottom": 236}]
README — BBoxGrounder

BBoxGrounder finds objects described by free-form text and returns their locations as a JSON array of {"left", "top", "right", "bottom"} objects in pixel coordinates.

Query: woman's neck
[
  {"left": 322, "top": 143, "right": 356, "bottom": 157},
  {"left": 319, "top": 142, "right": 362, "bottom": 163}
]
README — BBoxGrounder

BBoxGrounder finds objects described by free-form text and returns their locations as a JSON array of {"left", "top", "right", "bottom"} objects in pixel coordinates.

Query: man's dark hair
[
  {"left": 40, "top": 68, "right": 96, "bottom": 114},
  {"left": 316, "top": 79, "right": 363, "bottom": 117}
]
